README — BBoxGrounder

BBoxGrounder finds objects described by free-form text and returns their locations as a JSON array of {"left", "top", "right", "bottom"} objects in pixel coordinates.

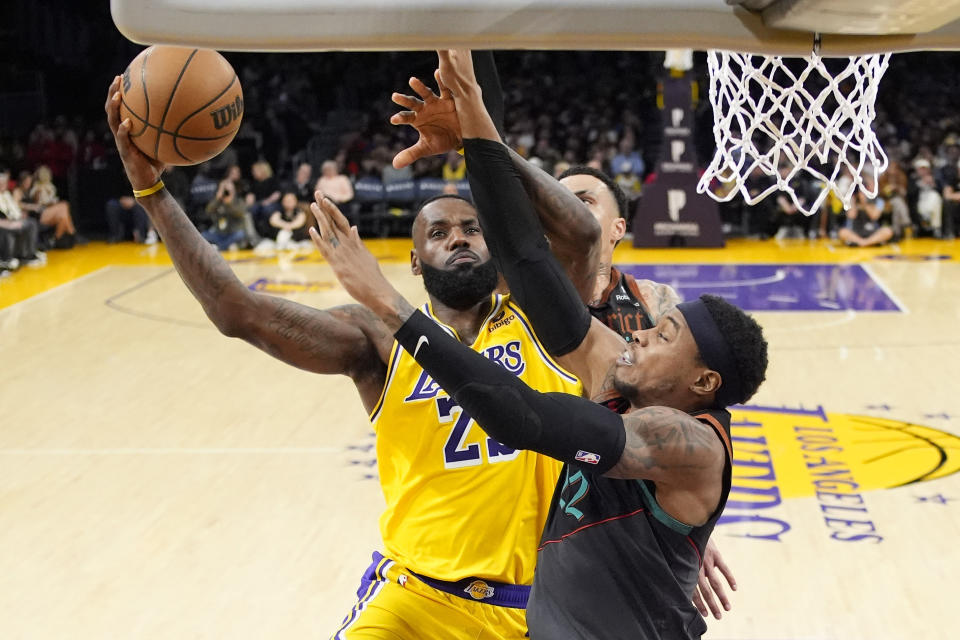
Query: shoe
[
  {"left": 24, "top": 254, "right": 46, "bottom": 267},
  {"left": 145, "top": 229, "right": 159, "bottom": 245},
  {"left": 774, "top": 226, "right": 789, "bottom": 240},
  {"left": 227, "top": 243, "right": 239, "bottom": 251},
  {"left": 0, "top": 258, "right": 18, "bottom": 271}
]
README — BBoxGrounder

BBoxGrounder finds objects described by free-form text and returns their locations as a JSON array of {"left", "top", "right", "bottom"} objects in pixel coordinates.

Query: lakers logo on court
[{"left": 718, "top": 405, "right": 960, "bottom": 543}]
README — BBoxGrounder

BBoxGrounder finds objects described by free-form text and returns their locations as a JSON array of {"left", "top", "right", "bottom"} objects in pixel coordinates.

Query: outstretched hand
[
  {"left": 308, "top": 192, "right": 399, "bottom": 317},
  {"left": 104, "top": 75, "right": 164, "bottom": 191},
  {"left": 692, "top": 538, "right": 737, "bottom": 619},
  {"left": 390, "top": 72, "right": 462, "bottom": 169}
]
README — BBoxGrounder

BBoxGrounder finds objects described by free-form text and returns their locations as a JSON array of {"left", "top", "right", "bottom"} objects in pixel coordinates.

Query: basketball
[{"left": 118, "top": 45, "right": 243, "bottom": 166}]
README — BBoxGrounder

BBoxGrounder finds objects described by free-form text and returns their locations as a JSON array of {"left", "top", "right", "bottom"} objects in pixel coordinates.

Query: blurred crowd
[{"left": 2, "top": 49, "right": 960, "bottom": 270}]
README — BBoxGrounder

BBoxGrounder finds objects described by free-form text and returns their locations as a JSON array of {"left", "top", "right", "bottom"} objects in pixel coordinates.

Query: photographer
[{"left": 201, "top": 180, "right": 249, "bottom": 251}]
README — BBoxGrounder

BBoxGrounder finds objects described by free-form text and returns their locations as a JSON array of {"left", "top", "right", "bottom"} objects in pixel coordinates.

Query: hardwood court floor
[{"left": 1, "top": 237, "right": 958, "bottom": 639}]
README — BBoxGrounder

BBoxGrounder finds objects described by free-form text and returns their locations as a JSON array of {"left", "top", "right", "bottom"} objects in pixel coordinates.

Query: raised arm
[
  {"left": 390, "top": 55, "right": 600, "bottom": 301},
  {"left": 105, "top": 76, "right": 390, "bottom": 409},
  {"left": 309, "top": 196, "right": 723, "bottom": 524}
]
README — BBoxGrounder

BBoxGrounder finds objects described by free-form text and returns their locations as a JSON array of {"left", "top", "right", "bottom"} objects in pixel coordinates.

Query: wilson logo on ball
[{"left": 210, "top": 96, "right": 244, "bottom": 130}]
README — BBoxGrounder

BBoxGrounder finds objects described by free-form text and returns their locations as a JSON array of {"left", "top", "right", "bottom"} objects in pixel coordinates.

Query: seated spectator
[
  {"left": 224, "top": 164, "right": 250, "bottom": 200},
  {"left": 0, "top": 167, "right": 45, "bottom": 269},
  {"left": 913, "top": 159, "right": 944, "bottom": 237},
  {"left": 879, "top": 159, "right": 911, "bottom": 237},
  {"left": 188, "top": 163, "right": 219, "bottom": 226},
  {"left": 838, "top": 177, "right": 894, "bottom": 247},
  {"left": 772, "top": 166, "right": 814, "bottom": 239},
  {"left": 202, "top": 180, "right": 249, "bottom": 251},
  {"left": 284, "top": 162, "right": 314, "bottom": 205},
  {"left": 20, "top": 165, "right": 78, "bottom": 248},
  {"left": 260, "top": 192, "right": 310, "bottom": 251},
  {"left": 316, "top": 160, "right": 354, "bottom": 204},
  {"left": 441, "top": 151, "right": 466, "bottom": 181},
  {"left": 941, "top": 155, "right": 960, "bottom": 239},
  {"left": 106, "top": 195, "right": 154, "bottom": 244},
  {"left": 611, "top": 137, "right": 645, "bottom": 178},
  {"left": 246, "top": 160, "right": 282, "bottom": 237},
  {"left": 614, "top": 160, "right": 642, "bottom": 203}
]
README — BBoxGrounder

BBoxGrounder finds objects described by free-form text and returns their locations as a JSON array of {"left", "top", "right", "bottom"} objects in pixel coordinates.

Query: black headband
[{"left": 676, "top": 298, "right": 743, "bottom": 408}]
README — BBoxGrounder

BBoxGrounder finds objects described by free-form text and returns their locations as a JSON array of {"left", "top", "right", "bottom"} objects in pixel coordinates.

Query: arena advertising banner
[{"left": 633, "top": 72, "right": 724, "bottom": 248}]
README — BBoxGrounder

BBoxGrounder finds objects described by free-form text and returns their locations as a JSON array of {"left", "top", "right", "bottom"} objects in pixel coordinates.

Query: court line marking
[
  {"left": 860, "top": 262, "right": 909, "bottom": 313},
  {"left": 0, "top": 446, "right": 345, "bottom": 456},
  {"left": 104, "top": 267, "right": 212, "bottom": 328},
  {"left": 0, "top": 266, "right": 111, "bottom": 313}
]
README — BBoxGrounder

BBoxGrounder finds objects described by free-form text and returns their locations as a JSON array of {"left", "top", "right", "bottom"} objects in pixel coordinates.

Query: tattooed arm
[
  {"left": 630, "top": 278, "right": 683, "bottom": 324},
  {"left": 606, "top": 406, "right": 726, "bottom": 525},
  {"left": 105, "top": 77, "right": 390, "bottom": 410},
  {"left": 507, "top": 145, "right": 601, "bottom": 302}
]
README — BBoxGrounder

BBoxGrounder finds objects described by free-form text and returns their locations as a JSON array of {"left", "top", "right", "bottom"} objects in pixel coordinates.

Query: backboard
[{"left": 111, "top": 0, "right": 960, "bottom": 54}]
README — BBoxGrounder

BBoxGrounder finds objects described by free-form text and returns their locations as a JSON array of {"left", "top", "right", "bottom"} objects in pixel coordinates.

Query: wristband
[{"left": 133, "top": 179, "right": 165, "bottom": 199}]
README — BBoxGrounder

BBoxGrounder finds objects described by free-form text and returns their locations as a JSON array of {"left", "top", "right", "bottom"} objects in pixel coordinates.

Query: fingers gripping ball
[{"left": 119, "top": 46, "right": 243, "bottom": 166}]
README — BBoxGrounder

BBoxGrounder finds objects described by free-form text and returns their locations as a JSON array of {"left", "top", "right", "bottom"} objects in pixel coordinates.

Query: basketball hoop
[{"left": 697, "top": 48, "right": 892, "bottom": 217}]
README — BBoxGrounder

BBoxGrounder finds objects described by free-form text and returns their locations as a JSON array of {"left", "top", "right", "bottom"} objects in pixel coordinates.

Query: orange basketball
[{"left": 119, "top": 46, "right": 243, "bottom": 166}]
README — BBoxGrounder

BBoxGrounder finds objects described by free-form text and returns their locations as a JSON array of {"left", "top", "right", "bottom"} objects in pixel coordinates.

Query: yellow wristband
[{"left": 133, "top": 179, "right": 165, "bottom": 199}]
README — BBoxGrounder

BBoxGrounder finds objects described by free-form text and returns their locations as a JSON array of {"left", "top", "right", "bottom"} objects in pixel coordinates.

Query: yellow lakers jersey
[{"left": 369, "top": 293, "right": 581, "bottom": 585}]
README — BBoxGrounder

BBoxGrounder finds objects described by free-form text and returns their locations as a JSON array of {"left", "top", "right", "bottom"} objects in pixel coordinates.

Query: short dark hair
[
  {"left": 700, "top": 294, "right": 768, "bottom": 405},
  {"left": 557, "top": 165, "right": 628, "bottom": 219},
  {"left": 416, "top": 193, "right": 474, "bottom": 216}
]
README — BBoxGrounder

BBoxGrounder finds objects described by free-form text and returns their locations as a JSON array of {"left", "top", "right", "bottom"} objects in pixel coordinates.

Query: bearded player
[{"left": 390, "top": 57, "right": 736, "bottom": 620}]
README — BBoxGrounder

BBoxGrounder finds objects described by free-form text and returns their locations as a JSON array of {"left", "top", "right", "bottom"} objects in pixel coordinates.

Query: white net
[{"left": 697, "top": 50, "right": 892, "bottom": 217}]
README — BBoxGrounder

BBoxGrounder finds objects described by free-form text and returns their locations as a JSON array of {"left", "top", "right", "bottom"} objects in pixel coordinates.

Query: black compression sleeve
[
  {"left": 470, "top": 51, "right": 505, "bottom": 140},
  {"left": 395, "top": 310, "right": 626, "bottom": 474},
  {"left": 463, "top": 137, "right": 592, "bottom": 356}
]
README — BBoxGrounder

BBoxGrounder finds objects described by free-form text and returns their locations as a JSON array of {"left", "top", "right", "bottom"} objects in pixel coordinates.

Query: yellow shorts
[{"left": 331, "top": 553, "right": 529, "bottom": 640}]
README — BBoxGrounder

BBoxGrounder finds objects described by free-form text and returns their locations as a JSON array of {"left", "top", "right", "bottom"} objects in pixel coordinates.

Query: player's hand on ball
[
  {"left": 309, "top": 193, "right": 396, "bottom": 313},
  {"left": 105, "top": 76, "right": 163, "bottom": 192},
  {"left": 390, "top": 72, "right": 462, "bottom": 169}
]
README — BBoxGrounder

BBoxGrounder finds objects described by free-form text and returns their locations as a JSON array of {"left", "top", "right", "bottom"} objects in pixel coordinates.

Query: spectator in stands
[
  {"left": 913, "top": 159, "right": 944, "bottom": 237},
  {"left": 267, "top": 192, "right": 310, "bottom": 250},
  {"left": 772, "top": 166, "right": 814, "bottom": 239},
  {"left": 941, "top": 150, "right": 960, "bottom": 239},
  {"left": 20, "top": 165, "right": 78, "bottom": 248},
  {"left": 878, "top": 157, "right": 911, "bottom": 237},
  {"left": 611, "top": 136, "right": 645, "bottom": 178},
  {"left": 188, "top": 163, "right": 219, "bottom": 226},
  {"left": 106, "top": 195, "right": 154, "bottom": 244},
  {"left": 224, "top": 164, "right": 250, "bottom": 200},
  {"left": 316, "top": 160, "right": 354, "bottom": 204},
  {"left": 202, "top": 180, "right": 248, "bottom": 251},
  {"left": 246, "top": 160, "right": 282, "bottom": 237},
  {"left": 284, "top": 161, "right": 314, "bottom": 205},
  {"left": 838, "top": 175, "right": 894, "bottom": 247},
  {"left": 614, "top": 160, "right": 642, "bottom": 204},
  {"left": 441, "top": 150, "right": 466, "bottom": 181},
  {"left": 0, "top": 168, "right": 45, "bottom": 268}
]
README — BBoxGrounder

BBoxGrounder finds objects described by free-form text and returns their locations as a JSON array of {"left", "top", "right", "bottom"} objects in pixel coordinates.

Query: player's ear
[
  {"left": 612, "top": 216, "right": 627, "bottom": 243},
  {"left": 691, "top": 369, "right": 721, "bottom": 398},
  {"left": 410, "top": 249, "right": 422, "bottom": 276}
]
